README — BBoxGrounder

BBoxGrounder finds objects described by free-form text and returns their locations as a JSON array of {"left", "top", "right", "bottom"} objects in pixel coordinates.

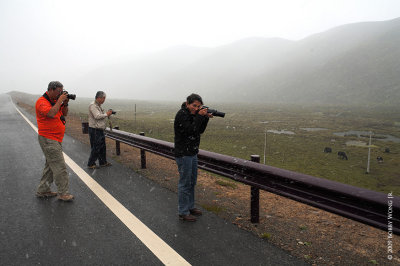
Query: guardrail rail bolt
[
  {"left": 140, "top": 132, "right": 146, "bottom": 169},
  {"left": 250, "top": 155, "right": 260, "bottom": 223}
]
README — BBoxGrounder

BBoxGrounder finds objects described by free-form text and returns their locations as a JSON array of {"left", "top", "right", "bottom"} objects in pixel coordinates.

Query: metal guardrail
[{"left": 104, "top": 127, "right": 400, "bottom": 235}]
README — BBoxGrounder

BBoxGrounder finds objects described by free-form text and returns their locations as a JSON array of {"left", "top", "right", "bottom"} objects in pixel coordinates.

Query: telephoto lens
[
  {"left": 67, "top": 94, "right": 76, "bottom": 100},
  {"left": 202, "top": 106, "right": 225, "bottom": 118}
]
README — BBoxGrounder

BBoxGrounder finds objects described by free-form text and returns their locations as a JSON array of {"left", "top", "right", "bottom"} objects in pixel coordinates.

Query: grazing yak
[
  {"left": 324, "top": 147, "right": 332, "bottom": 153},
  {"left": 338, "top": 151, "right": 348, "bottom": 160},
  {"left": 377, "top": 156, "right": 384, "bottom": 163}
]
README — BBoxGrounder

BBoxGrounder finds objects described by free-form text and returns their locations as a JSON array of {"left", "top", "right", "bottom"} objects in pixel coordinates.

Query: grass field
[{"left": 11, "top": 92, "right": 400, "bottom": 195}]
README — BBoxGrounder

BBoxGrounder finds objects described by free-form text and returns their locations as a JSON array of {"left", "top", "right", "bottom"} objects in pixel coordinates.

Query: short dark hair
[
  {"left": 95, "top": 91, "right": 106, "bottom": 99},
  {"left": 186, "top": 93, "right": 203, "bottom": 104},
  {"left": 47, "top": 81, "right": 63, "bottom": 91}
]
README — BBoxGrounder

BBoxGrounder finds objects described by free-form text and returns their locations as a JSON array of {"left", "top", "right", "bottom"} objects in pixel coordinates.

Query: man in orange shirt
[{"left": 35, "top": 81, "right": 74, "bottom": 201}]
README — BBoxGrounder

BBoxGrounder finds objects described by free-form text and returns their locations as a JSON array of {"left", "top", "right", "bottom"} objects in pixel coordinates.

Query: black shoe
[
  {"left": 179, "top": 214, "right": 197, "bottom": 222},
  {"left": 190, "top": 208, "right": 202, "bottom": 216}
]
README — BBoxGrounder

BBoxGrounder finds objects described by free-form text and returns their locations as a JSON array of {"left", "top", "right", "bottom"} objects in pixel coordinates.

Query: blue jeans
[{"left": 176, "top": 155, "right": 198, "bottom": 215}]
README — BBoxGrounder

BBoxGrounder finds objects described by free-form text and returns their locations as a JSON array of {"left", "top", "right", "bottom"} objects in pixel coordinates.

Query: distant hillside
[
  {"left": 8, "top": 91, "right": 40, "bottom": 106},
  {"left": 71, "top": 18, "right": 400, "bottom": 105}
]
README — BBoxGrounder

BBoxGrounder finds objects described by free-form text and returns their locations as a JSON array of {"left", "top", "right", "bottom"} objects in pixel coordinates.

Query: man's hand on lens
[
  {"left": 198, "top": 108, "right": 208, "bottom": 116},
  {"left": 106, "top": 110, "right": 113, "bottom": 117},
  {"left": 57, "top": 92, "right": 68, "bottom": 104}
]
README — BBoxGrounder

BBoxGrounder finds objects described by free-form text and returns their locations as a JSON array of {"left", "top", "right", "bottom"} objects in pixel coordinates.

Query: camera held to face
[
  {"left": 63, "top": 90, "right": 76, "bottom": 100},
  {"left": 201, "top": 106, "right": 225, "bottom": 118},
  {"left": 109, "top": 109, "right": 117, "bottom": 115}
]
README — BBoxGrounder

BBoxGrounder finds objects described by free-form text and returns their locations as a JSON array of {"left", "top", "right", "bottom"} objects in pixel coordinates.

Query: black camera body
[
  {"left": 109, "top": 109, "right": 116, "bottom": 115},
  {"left": 201, "top": 106, "right": 225, "bottom": 118},
  {"left": 63, "top": 90, "right": 76, "bottom": 100}
]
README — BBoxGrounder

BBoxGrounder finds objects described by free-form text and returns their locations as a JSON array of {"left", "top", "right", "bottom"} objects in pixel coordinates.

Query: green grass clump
[
  {"left": 200, "top": 204, "right": 225, "bottom": 214},
  {"left": 261, "top": 232, "right": 271, "bottom": 239},
  {"left": 299, "top": 225, "right": 308, "bottom": 231},
  {"left": 215, "top": 179, "right": 238, "bottom": 189}
]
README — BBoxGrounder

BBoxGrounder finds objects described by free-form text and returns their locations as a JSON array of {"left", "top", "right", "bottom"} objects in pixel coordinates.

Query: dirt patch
[{"left": 16, "top": 100, "right": 399, "bottom": 265}]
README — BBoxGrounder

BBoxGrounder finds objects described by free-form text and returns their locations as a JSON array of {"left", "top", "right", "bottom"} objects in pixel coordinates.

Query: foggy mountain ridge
[{"left": 71, "top": 18, "right": 400, "bottom": 105}]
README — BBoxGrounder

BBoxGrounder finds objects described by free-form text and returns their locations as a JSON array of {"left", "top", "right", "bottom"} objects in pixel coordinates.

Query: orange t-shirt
[{"left": 35, "top": 93, "right": 65, "bottom": 142}]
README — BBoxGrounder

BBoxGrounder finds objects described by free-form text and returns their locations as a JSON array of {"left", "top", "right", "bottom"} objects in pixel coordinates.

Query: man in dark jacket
[{"left": 174, "top": 93, "right": 212, "bottom": 222}]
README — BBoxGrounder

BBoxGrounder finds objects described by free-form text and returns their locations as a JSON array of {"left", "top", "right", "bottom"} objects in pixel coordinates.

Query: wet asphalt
[{"left": 0, "top": 94, "right": 307, "bottom": 265}]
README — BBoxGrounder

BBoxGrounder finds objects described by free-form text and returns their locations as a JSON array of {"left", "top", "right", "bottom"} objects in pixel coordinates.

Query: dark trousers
[{"left": 88, "top": 127, "right": 107, "bottom": 166}]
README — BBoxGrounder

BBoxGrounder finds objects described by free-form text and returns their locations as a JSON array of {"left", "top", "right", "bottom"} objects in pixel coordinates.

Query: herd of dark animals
[{"left": 323, "top": 147, "right": 390, "bottom": 162}]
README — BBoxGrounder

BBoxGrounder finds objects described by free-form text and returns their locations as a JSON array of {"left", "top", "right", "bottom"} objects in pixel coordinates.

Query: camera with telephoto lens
[
  {"left": 201, "top": 106, "right": 225, "bottom": 118},
  {"left": 109, "top": 109, "right": 116, "bottom": 115},
  {"left": 63, "top": 90, "right": 76, "bottom": 100}
]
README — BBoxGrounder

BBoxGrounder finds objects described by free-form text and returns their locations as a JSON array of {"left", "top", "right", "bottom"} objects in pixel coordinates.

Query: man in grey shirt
[{"left": 87, "top": 91, "right": 113, "bottom": 168}]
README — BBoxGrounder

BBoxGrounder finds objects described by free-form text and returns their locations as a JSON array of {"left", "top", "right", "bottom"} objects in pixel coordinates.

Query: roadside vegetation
[{"left": 11, "top": 91, "right": 400, "bottom": 195}]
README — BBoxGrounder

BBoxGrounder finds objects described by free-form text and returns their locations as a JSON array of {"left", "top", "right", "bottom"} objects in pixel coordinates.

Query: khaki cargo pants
[{"left": 37, "top": 135, "right": 69, "bottom": 194}]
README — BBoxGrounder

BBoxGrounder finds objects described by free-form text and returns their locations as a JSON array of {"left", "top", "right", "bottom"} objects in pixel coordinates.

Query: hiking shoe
[
  {"left": 179, "top": 214, "right": 197, "bottom": 222},
  {"left": 100, "top": 162, "right": 112, "bottom": 167},
  {"left": 190, "top": 208, "right": 202, "bottom": 216},
  {"left": 57, "top": 194, "right": 74, "bottom": 201},
  {"left": 36, "top": 191, "right": 57, "bottom": 198},
  {"left": 87, "top": 164, "right": 98, "bottom": 169}
]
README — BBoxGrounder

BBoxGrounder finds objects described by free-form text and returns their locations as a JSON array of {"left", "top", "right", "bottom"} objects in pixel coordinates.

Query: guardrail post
[
  {"left": 81, "top": 122, "right": 89, "bottom": 134},
  {"left": 250, "top": 155, "right": 260, "bottom": 223},
  {"left": 114, "top": 126, "right": 120, "bottom": 156},
  {"left": 140, "top": 132, "right": 146, "bottom": 169}
]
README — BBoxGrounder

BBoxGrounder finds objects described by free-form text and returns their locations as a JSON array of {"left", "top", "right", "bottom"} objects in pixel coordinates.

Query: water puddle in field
[
  {"left": 267, "top": 129, "right": 295, "bottom": 135},
  {"left": 333, "top": 131, "right": 400, "bottom": 143},
  {"left": 300, "top": 127, "right": 328, "bottom": 132},
  {"left": 346, "top": 140, "right": 368, "bottom": 147},
  {"left": 345, "top": 141, "right": 380, "bottom": 148}
]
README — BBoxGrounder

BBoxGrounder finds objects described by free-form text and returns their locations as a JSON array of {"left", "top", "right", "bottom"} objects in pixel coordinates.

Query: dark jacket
[{"left": 174, "top": 102, "right": 209, "bottom": 157}]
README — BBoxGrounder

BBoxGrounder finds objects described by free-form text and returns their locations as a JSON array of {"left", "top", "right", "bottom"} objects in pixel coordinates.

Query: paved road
[{"left": 0, "top": 94, "right": 307, "bottom": 265}]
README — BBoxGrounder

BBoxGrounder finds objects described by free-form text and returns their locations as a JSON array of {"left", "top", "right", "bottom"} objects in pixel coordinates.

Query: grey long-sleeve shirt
[{"left": 88, "top": 101, "right": 108, "bottom": 129}]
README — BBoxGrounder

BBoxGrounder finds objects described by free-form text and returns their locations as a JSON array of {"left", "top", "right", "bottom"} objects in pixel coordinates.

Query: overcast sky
[{"left": 1, "top": 0, "right": 400, "bottom": 95}]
